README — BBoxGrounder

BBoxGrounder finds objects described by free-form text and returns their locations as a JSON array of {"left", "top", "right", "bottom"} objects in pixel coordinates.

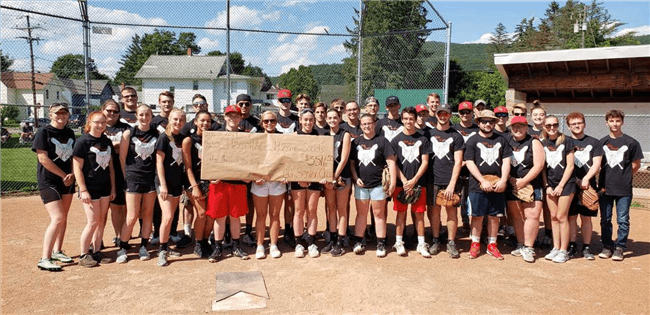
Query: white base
[{"left": 212, "top": 292, "right": 267, "bottom": 312}]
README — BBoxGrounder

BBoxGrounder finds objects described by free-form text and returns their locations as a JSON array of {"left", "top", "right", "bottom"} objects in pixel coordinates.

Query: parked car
[
  {"left": 21, "top": 117, "right": 50, "bottom": 127},
  {"left": 68, "top": 114, "right": 86, "bottom": 128}
]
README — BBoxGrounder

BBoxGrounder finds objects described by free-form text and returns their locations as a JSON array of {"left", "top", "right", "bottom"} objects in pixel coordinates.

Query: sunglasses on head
[{"left": 545, "top": 123, "right": 559, "bottom": 128}]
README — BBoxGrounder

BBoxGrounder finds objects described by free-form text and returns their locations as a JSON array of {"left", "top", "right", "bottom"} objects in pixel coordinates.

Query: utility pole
[
  {"left": 16, "top": 15, "right": 43, "bottom": 128},
  {"left": 573, "top": 6, "right": 587, "bottom": 49},
  {"left": 79, "top": 0, "right": 91, "bottom": 115}
]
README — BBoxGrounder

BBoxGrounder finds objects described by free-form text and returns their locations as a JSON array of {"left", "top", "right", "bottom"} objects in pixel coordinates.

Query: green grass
[
  {"left": 631, "top": 201, "right": 645, "bottom": 208},
  {"left": 1, "top": 143, "right": 38, "bottom": 192}
]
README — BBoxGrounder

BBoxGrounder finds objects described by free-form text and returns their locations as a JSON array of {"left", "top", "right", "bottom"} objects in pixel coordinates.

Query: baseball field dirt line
[{"left": 1, "top": 195, "right": 649, "bottom": 314}]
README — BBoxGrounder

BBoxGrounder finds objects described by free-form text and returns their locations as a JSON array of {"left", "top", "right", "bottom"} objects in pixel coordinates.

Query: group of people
[{"left": 33, "top": 88, "right": 643, "bottom": 271}]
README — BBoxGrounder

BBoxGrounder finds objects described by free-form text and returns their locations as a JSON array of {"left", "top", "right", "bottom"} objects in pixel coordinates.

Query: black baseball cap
[
  {"left": 235, "top": 94, "right": 252, "bottom": 103},
  {"left": 436, "top": 103, "right": 452, "bottom": 113},
  {"left": 385, "top": 96, "right": 400, "bottom": 106}
]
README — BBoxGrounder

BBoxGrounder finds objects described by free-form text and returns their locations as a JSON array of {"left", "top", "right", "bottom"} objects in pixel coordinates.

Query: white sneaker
[
  {"left": 116, "top": 249, "right": 128, "bottom": 264},
  {"left": 270, "top": 244, "right": 281, "bottom": 258},
  {"left": 417, "top": 243, "right": 431, "bottom": 258},
  {"left": 393, "top": 241, "right": 407, "bottom": 256},
  {"left": 294, "top": 244, "right": 305, "bottom": 258},
  {"left": 545, "top": 248, "right": 560, "bottom": 260},
  {"left": 552, "top": 250, "right": 569, "bottom": 263},
  {"left": 522, "top": 247, "right": 535, "bottom": 263},
  {"left": 376, "top": 243, "right": 387, "bottom": 258},
  {"left": 353, "top": 242, "right": 364, "bottom": 254},
  {"left": 255, "top": 245, "right": 266, "bottom": 259},
  {"left": 308, "top": 244, "right": 320, "bottom": 258},
  {"left": 511, "top": 244, "right": 524, "bottom": 257}
]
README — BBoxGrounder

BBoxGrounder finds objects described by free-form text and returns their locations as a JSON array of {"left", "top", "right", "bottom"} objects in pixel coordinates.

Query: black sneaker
[
  {"left": 321, "top": 240, "right": 335, "bottom": 254},
  {"left": 567, "top": 244, "right": 577, "bottom": 258},
  {"left": 322, "top": 230, "right": 331, "bottom": 244},
  {"left": 331, "top": 242, "right": 344, "bottom": 257},
  {"left": 231, "top": 245, "right": 250, "bottom": 260},
  {"left": 208, "top": 246, "right": 222, "bottom": 263},
  {"left": 91, "top": 251, "right": 112, "bottom": 264},
  {"left": 176, "top": 235, "right": 192, "bottom": 248},
  {"left": 193, "top": 242, "right": 203, "bottom": 257},
  {"left": 241, "top": 233, "right": 256, "bottom": 247}
]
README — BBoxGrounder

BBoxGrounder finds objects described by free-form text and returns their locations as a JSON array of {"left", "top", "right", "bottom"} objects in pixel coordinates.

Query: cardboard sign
[{"left": 201, "top": 131, "right": 334, "bottom": 182}]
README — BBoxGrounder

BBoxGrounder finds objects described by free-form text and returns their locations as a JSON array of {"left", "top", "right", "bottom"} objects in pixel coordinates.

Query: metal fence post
[
  {"left": 444, "top": 21, "right": 451, "bottom": 105},
  {"left": 356, "top": 0, "right": 363, "bottom": 105}
]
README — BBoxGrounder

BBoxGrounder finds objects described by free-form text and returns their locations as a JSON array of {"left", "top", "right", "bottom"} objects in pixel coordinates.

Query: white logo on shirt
[
  {"left": 276, "top": 122, "right": 296, "bottom": 134},
  {"left": 195, "top": 142, "right": 203, "bottom": 165},
  {"left": 544, "top": 144, "right": 565, "bottom": 169},
  {"left": 170, "top": 141, "right": 183, "bottom": 166},
  {"left": 382, "top": 125, "right": 404, "bottom": 142},
  {"left": 459, "top": 131, "right": 476, "bottom": 143},
  {"left": 425, "top": 121, "right": 435, "bottom": 129},
  {"left": 511, "top": 145, "right": 528, "bottom": 168},
  {"left": 89, "top": 146, "right": 111, "bottom": 171},
  {"left": 249, "top": 127, "right": 257, "bottom": 133},
  {"left": 50, "top": 138, "right": 74, "bottom": 162},
  {"left": 574, "top": 145, "right": 593, "bottom": 168},
  {"left": 398, "top": 140, "right": 422, "bottom": 163},
  {"left": 431, "top": 136, "right": 453, "bottom": 160},
  {"left": 106, "top": 131, "right": 122, "bottom": 142},
  {"left": 334, "top": 141, "right": 341, "bottom": 161},
  {"left": 603, "top": 145, "right": 628, "bottom": 169},
  {"left": 156, "top": 125, "right": 166, "bottom": 134},
  {"left": 477, "top": 142, "right": 501, "bottom": 166},
  {"left": 357, "top": 144, "right": 378, "bottom": 167},
  {"left": 132, "top": 137, "right": 157, "bottom": 161}
]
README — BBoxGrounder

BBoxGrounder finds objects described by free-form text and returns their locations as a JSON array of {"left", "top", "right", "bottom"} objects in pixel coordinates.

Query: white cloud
[
  {"left": 8, "top": 58, "right": 30, "bottom": 72},
  {"left": 95, "top": 56, "right": 120, "bottom": 78},
  {"left": 205, "top": 5, "right": 280, "bottom": 33},
  {"left": 198, "top": 38, "right": 220, "bottom": 50},
  {"left": 463, "top": 32, "right": 516, "bottom": 44},
  {"left": 267, "top": 25, "right": 330, "bottom": 74},
  {"left": 325, "top": 44, "right": 346, "bottom": 55},
  {"left": 277, "top": 34, "right": 290, "bottom": 42},
  {"left": 262, "top": 11, "right": 281, "bottom": 22},
  {"left": 615, "top": 25, "right": 650, "bottom": 37}
]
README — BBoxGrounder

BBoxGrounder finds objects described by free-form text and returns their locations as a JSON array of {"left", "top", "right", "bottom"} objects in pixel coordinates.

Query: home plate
[{"left": 212, "top": 271, "right": 268, "bottom": 311}]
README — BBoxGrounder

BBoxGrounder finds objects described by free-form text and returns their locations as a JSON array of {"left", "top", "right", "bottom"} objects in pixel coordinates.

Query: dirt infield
[{"left": 2, "top": 195, "right": 649, "bottom": 314}]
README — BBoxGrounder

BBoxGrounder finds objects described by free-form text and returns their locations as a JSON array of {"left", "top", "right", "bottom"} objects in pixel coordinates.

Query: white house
[
  {"left": 1, "top": 72, "right": 70, "bottom": 120},
  {"left": 134, "top": 53, "right": 264, "bottom": 114}
]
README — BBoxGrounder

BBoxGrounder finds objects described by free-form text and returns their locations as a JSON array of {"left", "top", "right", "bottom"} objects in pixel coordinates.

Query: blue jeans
[{"left": 599, "top": 194, "right": 632, "bottom": 250}]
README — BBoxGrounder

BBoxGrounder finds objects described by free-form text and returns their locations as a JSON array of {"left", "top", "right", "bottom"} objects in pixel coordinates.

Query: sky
[{"left": 1, "top": 1, "right": 648, "bottom": 79}]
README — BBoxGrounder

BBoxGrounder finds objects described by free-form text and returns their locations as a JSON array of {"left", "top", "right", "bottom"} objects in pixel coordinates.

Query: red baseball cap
[
  {"left": 278, "top": 89, "right": 292, "bottom": 99},
  {"left": 511, "top": 116, "right": 528, "bottom": 126},
  {"left": 224, "top": 105, "right": 242, "bottom": 114},
  {"left": 494, "top": 106, "right": 508, "bottom": 114},
  {"left": 458, "top": 101, "right": 472, "bottom": 111},
  {"left": 415, "top": 104, "right": 428, "bottom": 113}
]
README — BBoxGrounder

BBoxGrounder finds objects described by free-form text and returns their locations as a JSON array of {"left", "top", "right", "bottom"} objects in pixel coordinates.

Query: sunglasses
[
  {"left": 513, "top": 112, "right": 526, "bottom": 117},
  {"left": 459, "top": 110, "right": 472, "bottom": 115},
  {"left": 496, "top": 113, "right": 509, "bottom": 118},
  {"left": 279, "top": 98, "right": 292, "bottom": 103},
  {"left": 238, "top": 102, "right": 251, "bottom": 107},
  {"left": 104, "top": 109, "right": 119, "bottom": 114},
  {"left": 479, "top": 119, "right": 495, "bottom": 125},
  {"left": 193, "top": 101, "right": 207, "bottom": 106},
  {"left": 262, "top": 119, "right": 276, "bottom": 124},
  {"left": 544, "top": 123, "right": 560, "bottom": 128}
]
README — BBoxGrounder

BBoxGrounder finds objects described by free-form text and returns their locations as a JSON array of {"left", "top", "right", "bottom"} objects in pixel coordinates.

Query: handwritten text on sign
[{"left": 201, "top": 131, "right": 334, "bottom": 182}]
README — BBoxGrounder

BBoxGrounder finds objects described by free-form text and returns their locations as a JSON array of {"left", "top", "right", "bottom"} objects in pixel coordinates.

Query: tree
[
  {"left": 456, "top": 66, "right": 507, "bottom": 108},
  {"left": 207, "top": 51, "right": 245, "bottom": 74},
  {"left": 342, "top": 1, "right": 432, "bottom": 98},
  {"left": 114, "top": 29, "right": 201, "bottom": 85},
  {"left": 50, "top": 54, "right": 110, "bottom": 81},
  {"left": 489, "top": 23, "right": 511, "bottom": 54},
  {"left": 277, "top": 66, "right": 319, "bottom": 101},
  {"left": 1, "top": 54, "right": 13, "bottom": 72},
  {"left": 1, "top": 105, "right": 20, "bottom": 123}
]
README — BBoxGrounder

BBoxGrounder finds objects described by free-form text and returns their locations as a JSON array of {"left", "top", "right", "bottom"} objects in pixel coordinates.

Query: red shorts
[
  {"left": 392, "top": 187, "right": 427, "bottom": 213},
  {"left": 206, "top": 182, "right": 248, "bottom": 219}
]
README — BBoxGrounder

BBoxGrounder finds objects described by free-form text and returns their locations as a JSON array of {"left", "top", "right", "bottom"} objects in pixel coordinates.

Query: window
[
  {"left": 45, "top": 90, "right": 49, "bottom": 99},
  {"left": 169, "top": 86, "right": 175, "bottom": 93},
  {"left": 193, "top": 80, "right": 199, "bottom": 90},
  {"left": 56, "top": 91, "right": 59, "bottom": 100}
]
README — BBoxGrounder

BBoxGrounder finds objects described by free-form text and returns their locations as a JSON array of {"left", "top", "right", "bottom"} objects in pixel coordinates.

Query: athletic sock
[
  {"left": 488, "top": 237, "right": 497, "bottom": 244},
  {"left": 295, "top": 237, "right": 301, "bottom": 246},
  {"left": 285, "top": 223, "right": 291, "bottom": 232},
  {"left": 308, "top": 235, "right": 316, "bottom": 246},
  {"left": 417, "top": 236, "right": 425, "bottom": 245},
  {"left": 470, "top": 234, "right": 480, "bottom": 243},
  {"left": 377, "top": 238, "right": 386, "bottom": 246},
  {"left": 569, "top": 241, "right": 577, "bottom": 248},
  {"left": 432, "top": 236, "right": 439, "bottom": 244},
  {"left": 183, "top": 224, "right": 192, "bottom": 236},
  {"left": 141, "top": 238, "right": 149, "bottom": 248},
  {"left": 159, "top": 242, "right": 168, "bottom": 252},
  {"left": 396, "top": 235, "right": 403, "bottom": 244},
  {"left": 332, "top": 232, "right": 339, "bottom": 243},
  {"left": 245, "top": 224, "right": 252, "bottom": 236}
]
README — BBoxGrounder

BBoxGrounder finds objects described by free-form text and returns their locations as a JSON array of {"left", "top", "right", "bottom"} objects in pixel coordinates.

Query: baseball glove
[
  {"left": 382, "top": 167, "right": 390, "bottom": 192},
  {"left": 397, "top": 186, "right": 422, "bottom": 204},
  {"left": 512, "top": 183, "right": 535, "bottom": 203},
  {"left": 435, "top": 190, "right": 461, "bottom": 207},
  {"left": 577, "top": 184, "right": 599, "bottom": 211},
  {"left": 483, "top": 174, "right": 501, "bottom": 186}
]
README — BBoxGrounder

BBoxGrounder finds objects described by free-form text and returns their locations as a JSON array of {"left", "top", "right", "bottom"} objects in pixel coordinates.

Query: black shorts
[
  {"left": 111, "top": 189, "right": 126, "bottom": 206},
  {"left": 290, "top": 182, "right": 321, "bottom": 191},
  {"left": 467, "top": 191, "right": 506, "bottom": 217},
  {"left": 40, "top": 184, "right": 75, "bottom": 205},
  {"left": 125, "top": 181, "right": 155, "bottom": 194},
  {"left": 427, "top": 183, "right": 461, "bottom": 206},
  {"left": 569, "top": 195, "right": 598, "bottom": 217},
  {"left": 156, "top": 182, "right": 183, "bottom": 198},
  {"left": 84, "top": 185, "right": 112, "bottom": 200}
]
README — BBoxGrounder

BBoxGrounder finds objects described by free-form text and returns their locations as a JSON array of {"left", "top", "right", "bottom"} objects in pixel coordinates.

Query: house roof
[
  {"left": 60, "top": 78, "right": 111, "bottom": 95},
  {"left": 218, "top": 73, "right": 264, "bottom": 83},
  {"left": 135, "top": 55, "right": 227, "bottom": 80},
  {"left": 1, "top": 72, "right": 55, "bottom": 90}
]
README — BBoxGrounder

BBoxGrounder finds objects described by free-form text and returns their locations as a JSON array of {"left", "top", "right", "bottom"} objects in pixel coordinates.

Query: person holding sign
[
  {"left": 207, "top": 105, "right": 251, "bottom": 261},
  {"left": 252, "top": 111, "right": 288, "bottom": 259},
  {"left": 292, "top": 108, "right": 325, "bottom": 258},
  {"left": 276, "top": 89, "right": 298, "bottom": 248}
]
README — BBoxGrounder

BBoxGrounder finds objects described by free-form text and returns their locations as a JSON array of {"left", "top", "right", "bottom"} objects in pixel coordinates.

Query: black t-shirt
[
  {"left": 239, "top": 115, "right": 261, "bottom": 133},
  {"left": 331, "top": 128, "right": 351, "bottom": 179},
  {"left": 464, "top": 133, "right": 512, "bottom": 192},
  {"left": 390, "top": 131, "right": 432, "bottom": 187},
  {"left": 187, "top": 132, "right": 204, "bottom": 181},
  {"left": 276, "top": 113, "right": 299, "bottom": 134},
  {"left": 350, "top": 135, "right": 395, "bottom": 188},
  {"left": 541, "top": 136, "right": 575, "bottom": 188},
  {"left": 72, "top": 133, "right": 114, "bottom": 191},
  {"left": 32, "top": 125, "right": 76, "bottom": 190},
  {"left": 427, "top": 127, "right": 464, "bottom": 185},
  {"left": 341, "top": 121, "right": 362, "bottom": 142},
  {"left": 23, "top": 125, "right": 34, "bottom": 133},
  {"left": 598, "top": 134, "right": 643, "bottom": 196},
  {"left": 571, "top": 135, "right": 604, "bottom": 189},
  {"left": 155, "top": 133, "right": 186, "bottom": 189},
  {"left": 125, "top": 126, "right": 159, "bottom": 185},
  {"left": 180, "top": 118, "right": 221, "bottom": 137},
  {"left": 528, "top": 126, "right": 542, "bottom": 139},
  {"left": 425, "top": 116, "right": 437, "bottom": 129},
  {"left": 314, "top": 123, "right": 330, "bottom": 135},
  {"left": 453, "top": 123, "right": 480, "bottom": 177},
  {"left": 105, "top": 121, "right": 130, "bottom": 189},
  {"left": 119, "top": 109, "right": 138, "bottom": 127},
  {"left": 376, "top": 116, "right": 403, "bottom": 143},
  {"left": 508, "top": 134, "right": 542, "bottom": 188},
  {"left": 495, "top": 127, "right": 511, "bottom": 138},
  {"left": 150, "top": 114, "right": 169, "bottom": 135}
]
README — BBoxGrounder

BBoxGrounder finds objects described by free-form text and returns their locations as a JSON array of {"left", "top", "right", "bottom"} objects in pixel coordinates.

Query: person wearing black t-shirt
[
  {"left": 73, "top": 111, "right": 116, "bottom": 267},
  {"left": 426, "top": 104, "right": 464, "bottom": 258},
  {"left": 154, "top": 109, "right": 187, "bottom": 266},
  {"left": 415, "top": 105, "right": 432, "bottom": 133},
  {"left": 425, "top": 92, "right": 441, "bottom": 129},
  {"left": 540, "top": 115, "right": 576, "bottom": 264},
  {"left": 182, "top": 110, "right": 214, "bottom": 259},
  {"left": 364, "top": 96, "right": 380, "bottom": 122},
  {"left": 390, "top": 107, "right": 432, "bottom": 258},
  {"left": 493, "top": 106, "right": 511, "bottom": 138},
  {"left": 376, "top": 96, "right": 403, "bottom": 143},
  {"left": 341, "top": 101, "right": 362, "bottom": 141},
  {"left": 313, "top": 102, "right": 330, "bottom": 135},
  {"left": 350, "top": 114, "right": 397, "bottom": 258},
  {"left": 506, "top": 116, "right": 544, "bottom": 263},
  {"left": 33, "top": 103, "right": 76, "bottom": 271},
  {"left": 180, "top": 94, "right": 222, "bottom": 137},
  {"left": 235, "top": 94, "right": 260, "bottom": 248},
  {"left": 566, "top": 112, "right": 603, "bottom": 260},
  {"left": 119, "top": 87, "right": 139, "bottom": 127},
  {"left": 528, "top": 102, "right": 553, "bottom": 248},
  {"left": 276, "top": 89, "right": 298, "bottom": 247},
  {"left": 116, "top": 105, "right": 160, "bottom": 264},
  {"left": 453, "top": 101, "right": 480, "bottom": 231},
  {"left": 464, "top": 110, "right": 512, "bottom": 260},
  {"left": 597, "top": 110, "right": 643, "bottom": 261}
]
